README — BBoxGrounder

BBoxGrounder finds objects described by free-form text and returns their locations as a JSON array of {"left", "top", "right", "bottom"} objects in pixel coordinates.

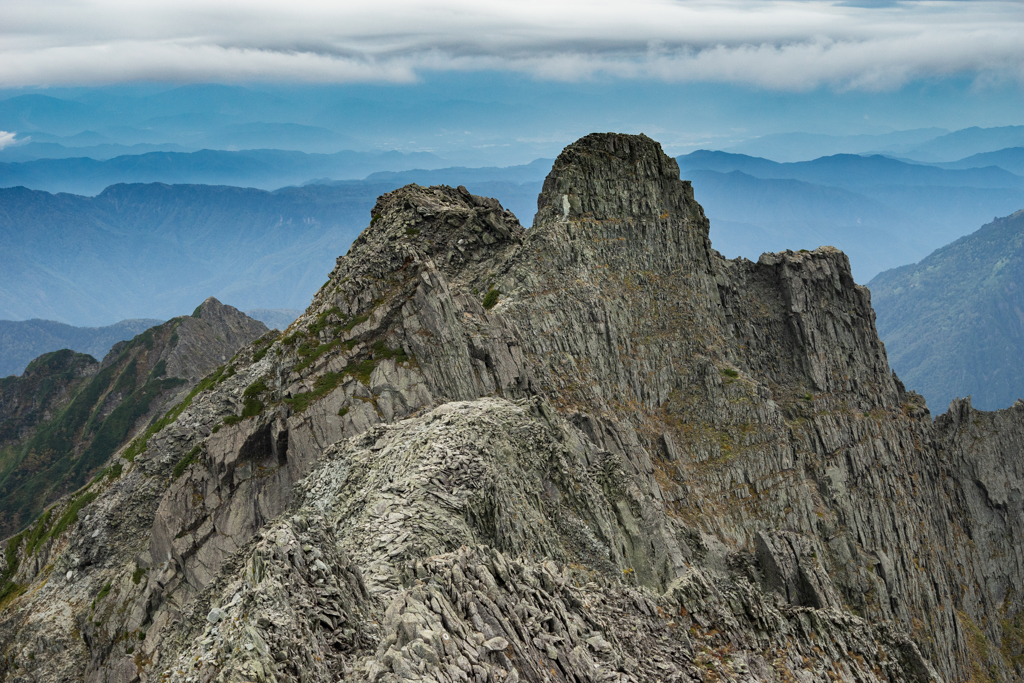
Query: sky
[
  {"left": 3, "top": 0, "right": 1023, "bottom": 90},
  {"left": 0, "top": 0, "right": 1023, "bottom": 161}
]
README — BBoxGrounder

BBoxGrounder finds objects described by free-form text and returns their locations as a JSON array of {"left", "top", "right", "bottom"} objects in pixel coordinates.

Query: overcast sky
[{"left": 2, "top": 0, "right": 1022, "bottom": 91}]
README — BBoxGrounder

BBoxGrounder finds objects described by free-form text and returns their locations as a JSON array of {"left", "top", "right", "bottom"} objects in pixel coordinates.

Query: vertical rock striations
[{"left": 0, "top": 133, "right": 1021, "bottom": 683}]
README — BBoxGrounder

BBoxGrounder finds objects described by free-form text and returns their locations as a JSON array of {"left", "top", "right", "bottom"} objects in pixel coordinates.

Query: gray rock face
[
  {"left": 0, "top": 133, "right": 1022, "bottom": 683},
  {"left": 163, "top": 297, "right": 269, "bottom": 382}
]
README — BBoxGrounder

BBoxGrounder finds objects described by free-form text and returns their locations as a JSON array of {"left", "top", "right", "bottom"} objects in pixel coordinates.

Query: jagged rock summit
[{"left": 0, "top": 134, "right": 1022, "bottom": 683}]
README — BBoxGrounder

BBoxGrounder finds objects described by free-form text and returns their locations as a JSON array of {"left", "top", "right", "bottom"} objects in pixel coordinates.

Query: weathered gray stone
[{"left": 1, "top": 132, "right": 1023, "bottom": 683}]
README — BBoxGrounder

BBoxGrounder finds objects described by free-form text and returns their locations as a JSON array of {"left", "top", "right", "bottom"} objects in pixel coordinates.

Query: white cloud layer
[
  {"left": 0, "top": 131, "right": 17, "bottom": 149},
  {"left": 0, "top": 0, "right": 1022, "bottom": 90}
]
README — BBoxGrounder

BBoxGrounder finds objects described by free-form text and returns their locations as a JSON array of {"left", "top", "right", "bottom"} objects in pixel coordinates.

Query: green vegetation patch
[
  {"left": 482, "top": 289, "right": 501, "bottom": 310},
  {"left": 172, "top": 445, "right": 202, "bottom": 479},
  {"left": 371, "top": 341, "right": 410, "bottom": 363},
  {"left": 1002, "top": 611, "right": 1024, "bottom": 669},
  {"left": 294, "top": 340, "right": 344, "bottom": 373},
  {"left": 251, "top": 336, "right": 277, "bottom": 363},
  {"left": 150, "top": 360, "right": 167, "bottom": 378},
  {"left": 122, "top": 364, "right": 230, "bottom": 462},
  {"left": 719, "top": 368, "right": 739, "bottom": 380},
  {"left": 135, "top": 328, "right": 156, "bottom": 350},
  {"left": 341, "top": 314, "right": 370, "bottom": 332},
  {"left": 83, "top": 373, "right": 186, "bottom": 474},
  {"left": 347, "top": 360, "right": 376, "bottom": 384},
  {"left": 23, "top": 508, "right": 52, "bottom": 556},
  {"left": 0, "top": 358, "right": 121, "bottom": 534},
  {"left": 309, "top": 307, "right": 341, "bottom": 336},
  {"left": 285, "top": 372, "right": 345, "bottom": 413},
  {"left": 49, "top": 489, "right": 98, "bottom": 542},
  {"left": 243, "top": 379, "right": 267, "bottom": 399},
  {"left": 223, "top": 378, "right": 269, "bottom": 425}
]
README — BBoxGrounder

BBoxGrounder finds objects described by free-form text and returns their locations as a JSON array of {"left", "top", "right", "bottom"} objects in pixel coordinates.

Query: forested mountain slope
[
  {"left": 869, "top": 209, "right": 1024, "bottom": 411},
  {"left": 0, "top": 299, "right": 266, "bottom": 537}
]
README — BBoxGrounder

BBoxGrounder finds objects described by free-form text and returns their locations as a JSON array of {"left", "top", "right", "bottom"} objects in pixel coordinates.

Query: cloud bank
[{"left": 1, "top": 0, "right": 1022, "bottom": 90}]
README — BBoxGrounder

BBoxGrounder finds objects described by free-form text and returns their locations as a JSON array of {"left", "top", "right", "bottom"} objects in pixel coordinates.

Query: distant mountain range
[
  {"left": 725, "top": 125, "right": 1024, "bottom": 163},
  {"left": 0, "top": 148, "right": 447, "bottom": 195},
  {"left": 936, "top": 147, "right": 1024, "bottom": 175},
  {"left": 869, "top": 209, "right": 1024, "bottom": 412},
  {"left": 0, "top": 319, "right": 162, "bottom": 378},
  {"left": 677, "top": 150, "right": 1024, "bottom": 189},
  {"left": 675, "top": 150, "right": 1024, "bottom": 279},
  {"left": 0, "top": 182, "right": 392, "bottom": 325},
  {"left": 0, "top": 86, "right": 542, "bottom": 164},
  {"left": 723, "top": 128, "right": 950, "bottom": 162},
  {"left": 4, "top": 144, "right": 1024, "bottom": 331},
  {"left": 0, "top": 179, "right": 544, "bottom": 327},
  {"left": 0, "top": 141, "right": 192, "bottom": 163},
  {"left": 311, "top": 161, "right": 550, "bottom": 231}
]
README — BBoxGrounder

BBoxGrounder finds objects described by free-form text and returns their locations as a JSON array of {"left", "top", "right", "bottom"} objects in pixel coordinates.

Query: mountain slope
[
  {"left": 0, "top": 318, "right": 162, "bottom": 378},
  {"left": 0, "top": 134, "right": 1022, "bottom": 683},
  {"left": 869, "top": 209, "right": 1024, "bottom": 411},
  {"left": 0, "top": 299, "right": 266, "bottom": 537}
]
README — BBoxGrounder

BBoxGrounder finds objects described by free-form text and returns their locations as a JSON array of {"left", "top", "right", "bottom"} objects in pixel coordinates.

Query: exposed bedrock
[{"left": 0, "top": 133, "right": 1022, "bottom": 683}]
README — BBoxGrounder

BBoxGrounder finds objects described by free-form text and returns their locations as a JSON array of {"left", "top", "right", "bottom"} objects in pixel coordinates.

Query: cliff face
[{"left": 0, "top": 134, "right": 1022, "bottom": 683}]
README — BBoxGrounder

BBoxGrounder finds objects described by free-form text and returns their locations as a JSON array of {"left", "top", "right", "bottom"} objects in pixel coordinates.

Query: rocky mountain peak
[
  {"left": 0, "top": 300, "right": 267, "bottom": 538},
  {"left": 1, "top": 134, "right": 1023, "bottom": 683},
  {"left": 166, "top": 297, "right": 267, "bottom": 381},
  {"left": 537, "top": 132, "right": 696, "bottom": 223}
]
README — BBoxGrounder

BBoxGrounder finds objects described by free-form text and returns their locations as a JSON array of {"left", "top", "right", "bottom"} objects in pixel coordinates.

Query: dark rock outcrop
[{"left": 0, "top": 133, "right": 1022, "bottom": 683}]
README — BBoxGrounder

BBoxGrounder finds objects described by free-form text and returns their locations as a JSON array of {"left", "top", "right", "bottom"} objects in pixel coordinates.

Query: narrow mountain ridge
[{"left": 0, "top": 134, "right": 1021, "bottom": 683}]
